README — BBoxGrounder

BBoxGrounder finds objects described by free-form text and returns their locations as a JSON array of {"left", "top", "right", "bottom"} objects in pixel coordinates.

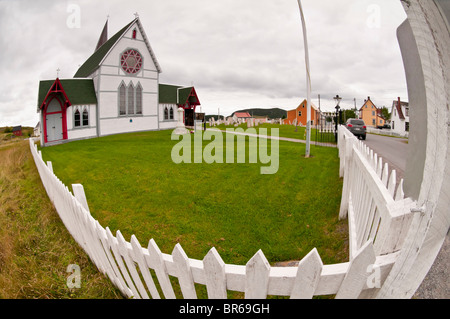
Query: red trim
[
  {"left": 41, "top": 78, "right": 70, "bottom": 144},
  {"left": 177, "top": 87, "right": 201, "bottom": 112},
  {"left": 40, "top": 78, "right": 72, "bottom": 110}
]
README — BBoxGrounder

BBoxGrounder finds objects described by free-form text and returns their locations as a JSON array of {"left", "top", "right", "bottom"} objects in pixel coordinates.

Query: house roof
[
  {"left": 74, "top": 17, "right": 162, "bottom": 78},
  {"left": 37, "top": 79, "right": 97, "bottom": 110},
  {"left": 288, "top": 99, "right": 319, "bottom": 112},
  {"left": 159, "top": 84, "right": 200, "bottom": 106},
  {"left": 392, "top": 100, "right": 409, "bottom": 120},
  {"left": 359, "top": 97, "right": 376, "bottom": 111},
  {"left": 12, "top": 126, "right": 22, "bottom": 132},
  {"left": 234, "top": 112, "right": 252, "bottom": 118}
]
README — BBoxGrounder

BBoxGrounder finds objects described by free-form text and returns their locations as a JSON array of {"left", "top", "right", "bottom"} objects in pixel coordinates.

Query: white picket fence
[
  {"left": 366, "top": 127, "right": 409, "bottom": 139},
  {"left": 337, "top": 125, "right": 416, "bottom": 259},
  {"left": 29, "top": 137, "right": 409, "bottom": 299}
]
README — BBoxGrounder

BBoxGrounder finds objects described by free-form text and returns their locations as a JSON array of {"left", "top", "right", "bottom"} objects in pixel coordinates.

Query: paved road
[{"left": 363, "top": 133, "right": 409, "bottom": 184}]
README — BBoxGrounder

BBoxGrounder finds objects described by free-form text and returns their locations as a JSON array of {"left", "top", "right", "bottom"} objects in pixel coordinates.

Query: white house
[
  {"left": 37, "top": 17, "right": 200, "bottom": 147},
  {"left": 34, "top": 122, "right": 41, "bottom": 137},
  {"left": 390, "top": 98, "right": 410, "bottom": 135}
]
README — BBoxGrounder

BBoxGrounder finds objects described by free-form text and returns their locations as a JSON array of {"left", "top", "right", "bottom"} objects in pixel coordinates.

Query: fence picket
[
  {"left": 388, "top": 170, "right": 397, "bottom": 197},
  {"left": 105, "top": 227, "right": 140, "bottom": 299},
  {"left": 130, "top": 235, "right": 161, "bottom": 299},
  {"left": 335, "top": 241, "right": 376, "bottom": 299},
  {"left": 203, "top": 248, "right": 228, "bottom": 299},
  {"left": 395, "top": 179, "right": 405, "bottom": 201},
  {"left": 172, "top": 243, "right": 197, "bottom": 299},
  {"left": 290, "top": 248, "right": 323, "bottom": 299},
  {"left": 382, "top": 163, "right": 389, "bottom": 187},
  {"left": 146, "top": 239, "right": 176, "bottom": 299},
  {"left": 94, "top": 221, "right": 130, "bottom": 295},
  {"left": 116, "top": 230, "right": 149, "bottom": 299},
  {"left": 376, "top": 157, "right": 383, "bottom": 179},
  {"left": 245, "top": 250, "right": 271, "bottom": 299}
]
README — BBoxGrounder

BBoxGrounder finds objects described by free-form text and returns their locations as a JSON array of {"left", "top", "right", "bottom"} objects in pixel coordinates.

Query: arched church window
[
  {"left": 119, "top": 83, "right": 126, "bottom": 115},
  {"left": 74, "top": 109, "right": 81, "bottom": 127},
  {"left": 128, "top": 84, "right": 135, "bottom": 115},
  {"left": 170, "top": 107, "right": 174, "bottom": 120},
  {"left": 132, "top": 29, "right": 137, "bottom": 39},
  {"left": 83, "top": 108, "right": 89, "bottom": 126},
  {"left": 136, "top": 84, "right": 142, "bottom": 115},
  {"left": 164, "top": 107, "right": 169, "bottom": 120}
]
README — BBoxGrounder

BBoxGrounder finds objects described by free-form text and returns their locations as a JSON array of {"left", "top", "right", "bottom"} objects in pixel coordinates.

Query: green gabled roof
[
  {"left": 159, "top": 84, "right": 181, "bottom": 104},
  {"left": 74, "top": 20, "right": 135, "bottom": 78},
  {"left": 159, "top": 84, "right": 198, "bottom": 105},
  {"left": 38, "top": 79, "right": 97, "bottom": 109}
]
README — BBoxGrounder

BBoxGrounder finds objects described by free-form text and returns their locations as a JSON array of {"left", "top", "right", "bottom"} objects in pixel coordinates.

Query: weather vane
[{"left": 57, "top": 68, "right": 60, "bottom": 78}]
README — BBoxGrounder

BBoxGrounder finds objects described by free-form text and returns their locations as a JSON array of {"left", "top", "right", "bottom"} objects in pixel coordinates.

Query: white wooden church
[{"left": 37, "top": 16, "right": 200, "bottom": 146}]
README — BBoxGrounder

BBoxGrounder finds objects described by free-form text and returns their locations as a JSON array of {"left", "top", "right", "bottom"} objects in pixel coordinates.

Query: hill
[{"left": 231, "top": 108, "right": 287, "bottom": 119}]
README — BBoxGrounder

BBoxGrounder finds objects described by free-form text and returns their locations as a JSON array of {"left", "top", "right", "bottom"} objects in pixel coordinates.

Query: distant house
[
  {"left": 390, "top": 98, "right": 410, "bottom": 134},
  {"left": 359, "top": 97, "right": 385, "bottom": 128},
  {"left": 12, "top": 126, "right": 22, "bottom": 137},
  {"left": 253, "top": 115, "right": 268, "bottom": 123},
  {"left": 34, "top": 122, "right": 41, "bottom": 137},
  {"left": 286, "top": 99, "right": 319, "bottom": 126},
  {"left": 233, "top": 112, "right": 252, "bottom": 123}
]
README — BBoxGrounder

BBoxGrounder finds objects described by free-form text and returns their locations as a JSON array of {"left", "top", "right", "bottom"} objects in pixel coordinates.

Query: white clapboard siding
[{"left": 29, "top": 133, "right": 416, "bottom": 299}]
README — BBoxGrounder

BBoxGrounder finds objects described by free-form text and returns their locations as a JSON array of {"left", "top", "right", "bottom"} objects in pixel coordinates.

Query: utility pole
[{"left": 297, "top": 0, "right": 312, "bottom": 158}]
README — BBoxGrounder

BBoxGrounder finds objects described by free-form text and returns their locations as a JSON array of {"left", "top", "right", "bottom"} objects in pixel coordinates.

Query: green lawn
[
  {"left": 209, "top": 123, "right": 336, "bottom": 143},
  {"left": 40, "top": 129, "right": 347, "bottom": 268}
]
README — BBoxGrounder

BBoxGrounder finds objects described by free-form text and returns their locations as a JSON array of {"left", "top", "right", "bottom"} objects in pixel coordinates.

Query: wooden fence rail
[{"left": 29, "top": 137, "right": 404, "bottom": 299}]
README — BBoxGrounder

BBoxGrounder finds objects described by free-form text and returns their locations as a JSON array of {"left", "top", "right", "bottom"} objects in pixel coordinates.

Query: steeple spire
[{"left": 95, "top": 18, "right": 108, "bottom": 52}]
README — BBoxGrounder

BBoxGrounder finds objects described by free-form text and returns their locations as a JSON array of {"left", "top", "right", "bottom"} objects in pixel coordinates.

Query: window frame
[
  {"left": 73, "top": 106, "right": 90, "bottom": 129},
  {"left": 118, "top": 81, "right": 143, "bottom": 117},
  {"left": 74, "top": 108, "right": 81, "bottom": 128}
]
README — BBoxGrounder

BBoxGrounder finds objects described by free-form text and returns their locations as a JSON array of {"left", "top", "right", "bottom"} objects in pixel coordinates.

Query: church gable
[{"left": 74, "top": 17, "right": 161, "bottom": 79}]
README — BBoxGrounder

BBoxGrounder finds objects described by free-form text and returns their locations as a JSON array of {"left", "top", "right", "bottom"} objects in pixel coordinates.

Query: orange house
[
  {"left": 286, "top": 99, "right": 319, "bottom": 126},
  {"left": 359, "top": 97, "right": 386, "bottom": 127}
]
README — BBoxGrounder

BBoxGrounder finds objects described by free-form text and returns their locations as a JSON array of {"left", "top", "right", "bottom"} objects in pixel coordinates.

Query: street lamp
[{"left": 334, "top": 95, "right": 342, "bottom": 142}]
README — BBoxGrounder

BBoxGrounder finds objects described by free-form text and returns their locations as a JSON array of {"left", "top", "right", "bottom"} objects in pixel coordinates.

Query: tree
[
  {"left": 380, "top": 106, "right": 391, "bottom": 121},
  {"left": 343, "top": 109, "right": 356, "bottom": 122}
]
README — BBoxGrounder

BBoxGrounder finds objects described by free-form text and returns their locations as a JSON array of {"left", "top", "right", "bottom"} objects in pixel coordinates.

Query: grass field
[
  {"left": 209, "top": 123, "right": 336, "bottom": 143},
  {"left": 0, "top": 140, "right": 121, "bottom": 298},
  {"left": 40, "top": 128, "right": 348, "bottom": 268}
]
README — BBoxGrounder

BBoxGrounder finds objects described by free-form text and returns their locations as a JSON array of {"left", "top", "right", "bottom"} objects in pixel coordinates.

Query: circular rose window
[{"left": 120, "top": 49, "right": 143, "bottom": 74}]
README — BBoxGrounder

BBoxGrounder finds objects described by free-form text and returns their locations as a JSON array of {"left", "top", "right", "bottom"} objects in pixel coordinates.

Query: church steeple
[{"left": 95, "top": 19, "right": 108, "bottom": 52}]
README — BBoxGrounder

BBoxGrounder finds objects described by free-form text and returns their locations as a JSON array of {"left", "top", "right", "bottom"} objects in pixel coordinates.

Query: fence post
[{"left": 72, "top": 184, "right": 90, "bottom": 213}]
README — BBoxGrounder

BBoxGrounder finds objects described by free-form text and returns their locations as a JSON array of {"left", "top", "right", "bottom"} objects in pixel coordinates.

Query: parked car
[
  {"left": 377, "top": 124, "right": 391, "bottom": 129},
  {"left": 345, "top": 119, "right": 366, "bottom": 140}
]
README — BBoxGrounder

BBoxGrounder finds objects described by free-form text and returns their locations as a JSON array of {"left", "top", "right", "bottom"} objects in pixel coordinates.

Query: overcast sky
[{"left": 0, "top": 0, "right": 408, "bottom": 127}]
